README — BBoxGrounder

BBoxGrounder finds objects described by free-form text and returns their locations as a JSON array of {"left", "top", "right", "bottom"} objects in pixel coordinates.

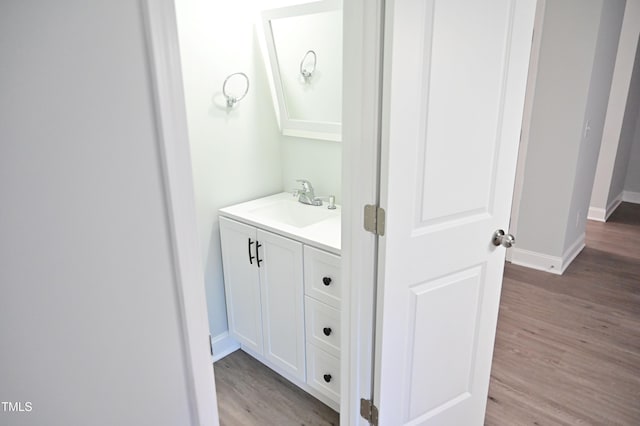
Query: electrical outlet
[{"left": 584, "top": 120, "right": 591, "bottom": 139}]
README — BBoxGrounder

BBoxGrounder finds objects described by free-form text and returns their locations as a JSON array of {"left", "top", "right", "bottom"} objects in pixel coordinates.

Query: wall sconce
[{"left": 223, "top": 72, "right": 250, "bottom": 108}]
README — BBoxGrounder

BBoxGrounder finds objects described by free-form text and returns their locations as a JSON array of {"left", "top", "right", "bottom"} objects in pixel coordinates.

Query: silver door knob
[{"left": 493, "top": 229, "right": 515, "bottom": 248}]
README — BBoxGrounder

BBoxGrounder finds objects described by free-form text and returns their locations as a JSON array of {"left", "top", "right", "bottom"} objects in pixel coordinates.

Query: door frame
[
  {"left": 341, "top": 0, "right": 384, "bottom": 424},
  {"left": 143, "top": 0, "right": 383, "bottom": 424},
  {"left": 141, "top": 0, "right": 220, "bottom": 424},
  {"left": 506, "top": 0, "right": 546, "bottom": 260}
]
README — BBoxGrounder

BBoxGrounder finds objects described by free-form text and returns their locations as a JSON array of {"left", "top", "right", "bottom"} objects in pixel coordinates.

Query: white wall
[
  {"left": 281, "top": 135, "right": 342, "bottom": 200},
  {"left": 590, "top": 0, "right": 640, "bottom": 218},
  {"left": 565, "top": 1, "right": 627, "bottom": 248},
  {"left": 175, "top": 0, "right": 284, "bottom": 342},
  {"left": 623, "top": 107, "right": 640, "bottom": 196},
  {"left": 514, "top": 0, "right": 602, "bottom": 259},
  {"left": 0, "top": 2, "right": 197, "bottom": 424},
  {"left": 175, "top": 0, "right": 341, "bottom": 348},
  {"left": 511, "top": 0, "right": 625, "bottom": 273},
  {"left": 609, "top": 37, "right": 640, "bottom": 202}
]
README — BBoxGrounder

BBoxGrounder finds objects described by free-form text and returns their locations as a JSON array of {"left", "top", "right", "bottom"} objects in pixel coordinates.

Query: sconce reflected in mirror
[
  {"left": 300, "top": 50, "right": 317, "bottom": 83},
  {"left": 260, "top": 0, "right": 342, "bottom": 142}
]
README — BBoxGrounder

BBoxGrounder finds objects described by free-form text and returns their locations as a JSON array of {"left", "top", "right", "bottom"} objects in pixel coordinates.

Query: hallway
[{"left": 486, "top": 202, "right": 640, "bottom": 424}]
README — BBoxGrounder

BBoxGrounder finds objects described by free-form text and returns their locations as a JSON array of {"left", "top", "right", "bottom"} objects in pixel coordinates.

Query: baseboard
[
  {"left": 622, "top": 190, "right": 640, "bottom": 204},
  {"left": 561, "top": 233, "right": 585, "bottom": 274},
  {"left": 509, "top": 233, "right": 585, "bottom": 275},
  {"left": 587, "top": 206, "right": 606, "bottom": 222},
  {"left": 588, "top": 193, "right": 623, "bottom": 222},
  {"left": 211, "top": 331, "right": 240, "bottom": 363},
  {"left": 606, "top": 194, "right": 623, "bottom": 220},
  {"left": 509, "top": 248, "right": 563, "bottom": 275}
]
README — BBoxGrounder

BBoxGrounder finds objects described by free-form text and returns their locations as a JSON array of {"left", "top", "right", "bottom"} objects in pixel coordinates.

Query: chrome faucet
[{"left": 294, "top": 179, "right": 322, "bottom": 206}]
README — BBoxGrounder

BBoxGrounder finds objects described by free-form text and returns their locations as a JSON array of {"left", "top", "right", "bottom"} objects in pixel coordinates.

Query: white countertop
[{"left": 218, "top": 192, "right": 341, "bottom": 255}]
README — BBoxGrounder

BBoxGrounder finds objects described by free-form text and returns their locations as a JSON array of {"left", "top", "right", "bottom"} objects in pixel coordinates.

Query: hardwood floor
[
  {"left": 486, "top": 202, "right": 640, "bottom": 425},
  {"left": 213, "top": 204, "right": 639, "bottom": 425},
  {"left": 214, "top": 350, "right": 339, "bottom": 426}
]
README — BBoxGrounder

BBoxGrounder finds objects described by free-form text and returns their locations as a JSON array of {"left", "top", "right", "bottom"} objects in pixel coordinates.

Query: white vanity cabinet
[
  {"left": 218, "top": 193, "right": 341, "bottom": 410},
  {"left": 304, "top": 246, "right": 341, "bottom": 404},
  {"left": 219, "top": 216, "right": 306, "bottom": 382}
]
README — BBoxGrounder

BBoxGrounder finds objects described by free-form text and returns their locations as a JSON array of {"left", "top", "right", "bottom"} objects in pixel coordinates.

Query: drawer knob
[
  {"left": 323, "top": 327, "right": 332, "bottom": 336},
  {"left": 322, "top": 277, "right": 332, "bottom": 286},
  {"left": 323, "top": 374, "right": 332, "bottom": 383}
]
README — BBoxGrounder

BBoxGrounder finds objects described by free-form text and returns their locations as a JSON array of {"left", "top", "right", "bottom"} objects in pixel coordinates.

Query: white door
[
  {"left": 257, "top": 229, "right": 306, "bottom": 380},
  {"left": 219, "top": 217, "right": 263, "bottom": 355},
  {"left": 374, "top": 1, "right": 536, "bottom": 424}
]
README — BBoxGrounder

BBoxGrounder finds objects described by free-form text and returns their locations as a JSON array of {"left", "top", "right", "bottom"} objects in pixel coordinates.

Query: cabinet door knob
[
  {"left": 322, "top": 277, "right": 332, "bottom": 286},
  {"left": 323, "top": 374, "right": 332, "bottom": 383},
  {"left": 323, "top": 327, "right": 332, "bottom": 336}
]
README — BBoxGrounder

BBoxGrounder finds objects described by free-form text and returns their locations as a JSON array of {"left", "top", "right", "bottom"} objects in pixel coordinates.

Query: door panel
[
  {"left": 407, "top": 266, "right": 483, "bottom": 419},
  {"left": 219, "top": 217, "right": 263, "bottom": 355},
  {"left": 416, "top": 2, "right": 513, "bottom": 226},
  {"left": 375, "top": 0, "right": 536, "bottom": 424},
  {"left": 257, "top": 229, "right": 306, "bottom": 380}
]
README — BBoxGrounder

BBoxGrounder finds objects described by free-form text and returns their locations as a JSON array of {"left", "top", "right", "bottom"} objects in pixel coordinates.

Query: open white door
[{"left": 373, "top": 1, "right": 536, "bottom": 424}]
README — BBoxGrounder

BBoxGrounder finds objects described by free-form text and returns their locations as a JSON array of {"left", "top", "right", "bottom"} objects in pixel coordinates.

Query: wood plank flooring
[
  {"left": 213, "top": 203, "right": 639, "bottom": 425},
  {"left": 486, "top": 202, "right": 640, "bottom": 425},
  {"left": 214, "top": 349, "right": 339, "bottom": 425}
]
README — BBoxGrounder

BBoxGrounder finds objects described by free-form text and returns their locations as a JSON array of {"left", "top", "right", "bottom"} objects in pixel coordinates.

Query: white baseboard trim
[
  {"left": 211, "top": 331, "right": 240, "bottom": 363},
  {"left": 509, "top": 248, "right": 563, "bottom": 275},
  {"left": 622, "top": 190, "right": 640, "bottom": 204},
  {"left": 588, "top": 193, "right": 622, "bottom": 222},
  {"left": 561, "top": 233, "right": 585, "bottom": 274},
  {"left": 509, "top": 233, "right": 585, "bottom": 275},
  {"left": 587, "top": 206, "right": 606, "bottom": 222}
]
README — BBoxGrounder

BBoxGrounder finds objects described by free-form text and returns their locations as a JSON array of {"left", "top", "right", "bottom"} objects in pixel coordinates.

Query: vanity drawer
[
  {"left": 306, "top": 343, "right": 340, "bottom": 405},
  {"left": 305, "top": 296, "right": 340, "bottom": 357},
  {"left": 304, "top": 246, "right": 341, "bottom": 309}
]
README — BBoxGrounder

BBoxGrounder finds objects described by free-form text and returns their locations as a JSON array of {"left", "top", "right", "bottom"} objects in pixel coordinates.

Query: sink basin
[
  {"left": 249, "top": 199, "right": 335, "bottom": 228},
  {"left": 219, "top": 192, "right": 341, "bottom": 253}
]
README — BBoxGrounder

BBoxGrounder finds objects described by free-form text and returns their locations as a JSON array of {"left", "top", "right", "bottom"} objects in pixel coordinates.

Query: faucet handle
[
  {"left": 296, "top": 179, "right": 313, "bottom": 191},
  {"left": 328, "top": 195, "right": 336, "bottom": 210}
]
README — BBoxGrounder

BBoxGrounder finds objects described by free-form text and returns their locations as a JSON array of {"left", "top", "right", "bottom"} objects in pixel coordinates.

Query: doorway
[
  {"left": 148, "top": 0, "right": 539, "bottom": 424},
  {"left": 171, "top": 0, "right": 372, "bottom": 423}
]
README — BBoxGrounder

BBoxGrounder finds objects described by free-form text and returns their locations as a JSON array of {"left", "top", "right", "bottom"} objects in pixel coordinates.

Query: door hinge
[
  {"left": 209, "top": 334, "right": 213, "bottom": 356},
  {"left": 364, "top": 205, "right": 385, "bottom": 236},
  {"left": 360, "top": 398, "right": 379, "bottom": 425}
]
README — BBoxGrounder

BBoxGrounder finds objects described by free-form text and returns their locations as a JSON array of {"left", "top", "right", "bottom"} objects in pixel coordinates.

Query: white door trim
[
  {"left": 144, "top": 0, "right": 383, "bottom": 424},
  {"left": 341, "top": 0, "right": 384, "bottom": 424},
  {"left": 507, "top": 0, "right": 546, "bottom": 261},
  {"left": 141, "top": 1, "right": 219, "bottom": 425}
]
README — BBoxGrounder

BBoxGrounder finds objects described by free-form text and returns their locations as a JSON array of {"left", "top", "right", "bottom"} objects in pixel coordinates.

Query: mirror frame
[{"left": 260, "top": 0, "right": 342, "bottom": 142}]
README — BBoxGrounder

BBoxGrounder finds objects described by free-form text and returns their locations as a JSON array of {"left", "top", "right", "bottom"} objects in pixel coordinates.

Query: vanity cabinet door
[
  {"left": 257, "top": 229, "right": 306, "bottom": 381},
  {"left": 219, "top": 217, "right": 263, "bottom": 355}
]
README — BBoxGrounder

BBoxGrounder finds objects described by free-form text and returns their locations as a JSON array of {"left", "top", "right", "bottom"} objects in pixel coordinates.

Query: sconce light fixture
[{"left": 223, "top": 72, "right": 250, "bottom": 108}]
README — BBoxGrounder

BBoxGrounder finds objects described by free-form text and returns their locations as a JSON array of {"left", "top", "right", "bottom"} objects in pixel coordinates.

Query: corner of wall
[
  {"left": 622, "top": 189, "right": 640, "bottom": 203},
  {"left": 509, "top": 231, "right": 585, "bottom": 275},
  {"left": 211, "top": 332, "right": 240, "bottom": 363},
  {"left": 588, "top": 191, "right": 623, "bottom": 220}
]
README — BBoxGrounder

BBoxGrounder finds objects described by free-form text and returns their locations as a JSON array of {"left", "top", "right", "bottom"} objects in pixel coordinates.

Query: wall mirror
[{"left": 261, "top": 0, "right": 342, "bottom": 142}]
